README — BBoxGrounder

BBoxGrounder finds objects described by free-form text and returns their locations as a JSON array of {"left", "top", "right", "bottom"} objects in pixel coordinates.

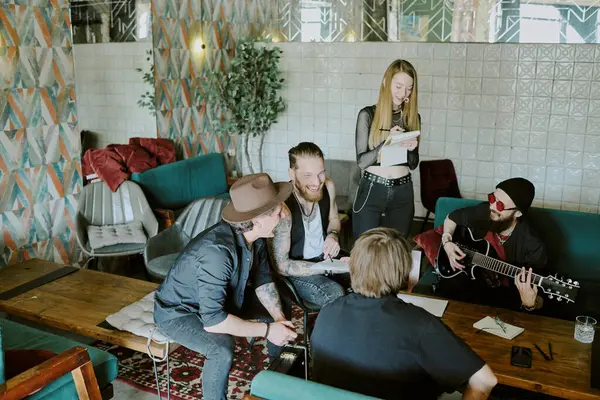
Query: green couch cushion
[
  {"left": 433, "top": 197, "right": 600, "bottom": 282},
  {"left": 0, "top": 318, "right": 117, "bottom": 399},
  {"left": 0, "top": 323, "right": 4, "bottom": 385},
  {"left": 130, "top": 152, "right": 229, "bottom": 210},
  {"left": 251, "top": 371, "right": 379, "bottom": 400}
]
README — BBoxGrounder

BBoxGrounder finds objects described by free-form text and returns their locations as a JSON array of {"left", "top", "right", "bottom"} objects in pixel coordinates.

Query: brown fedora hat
[{"left": 222, "top": 173, "right": 292, "bottom": 223}]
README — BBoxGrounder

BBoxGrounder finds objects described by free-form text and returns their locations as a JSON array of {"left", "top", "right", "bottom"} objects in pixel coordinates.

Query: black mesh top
[{"left": 355, "top": 105, "right": 420, "bottom": 170}]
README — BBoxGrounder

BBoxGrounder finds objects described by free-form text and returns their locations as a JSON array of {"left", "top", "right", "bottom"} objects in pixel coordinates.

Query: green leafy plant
[
  {"left": 203, "top": 37, "right": 286, "bottom": 173},
  {"left": 135, "top": 49, "right": 156, "bottom": 117}
]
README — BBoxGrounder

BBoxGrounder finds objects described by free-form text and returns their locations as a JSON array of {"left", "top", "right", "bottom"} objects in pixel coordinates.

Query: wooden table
[
  {"left": 0, "top": 259, "right": 168, "bottom": 357},
  {"left": 435, "top": 295, "right": 600, "bottom": 399}
]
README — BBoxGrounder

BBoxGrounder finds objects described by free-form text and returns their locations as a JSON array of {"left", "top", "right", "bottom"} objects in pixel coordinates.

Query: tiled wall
[
  {"left": 150, "top": 0, "right": 277, "bottom": 159},
  {"left": 0, "top": 1, "right": 81, "bottom": 267},
  {"left": 256, "top": 42, "right": 600, "bottom": 217},
  {"left": 74, "top": 41, "right": 157, "bottom": 149}
]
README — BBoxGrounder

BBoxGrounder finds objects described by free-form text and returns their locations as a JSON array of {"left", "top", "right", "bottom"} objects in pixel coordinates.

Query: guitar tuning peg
[
  {"left": 573, "top": 281, "right": 579, "bottom": 286},
  {"left": 567, "top": 278, "right": 572, "bottom": 283},
  {"left": 548, "top": 294, "right": 554, "bottom": 299},
  {"left": 557, "top": 297, "right": 562, "bottom": 302}
]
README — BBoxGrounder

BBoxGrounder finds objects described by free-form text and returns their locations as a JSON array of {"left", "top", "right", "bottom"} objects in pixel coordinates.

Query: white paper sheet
[
  {"left": 473, "top": 316, "right": 524, "bottom": 340},
  {"left": 380, "top": 144, "right": 407, "bottom": 166},
  {"left": 310, "top": 259, "right": 350, "bottom": 273},
  {"left": 397, "top": 293, "right": 448, "bottom": 317},
  {"left": 387, "top": 130, "right": 421, "bottom": 145}
]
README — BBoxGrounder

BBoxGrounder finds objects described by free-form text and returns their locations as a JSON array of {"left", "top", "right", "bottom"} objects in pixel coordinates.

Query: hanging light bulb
[
  {"left": 192, "top": 37, "right": 205, "bottom": 54},
  {"left": 346, "top": 30, "right": 357, "bottom": 42}
]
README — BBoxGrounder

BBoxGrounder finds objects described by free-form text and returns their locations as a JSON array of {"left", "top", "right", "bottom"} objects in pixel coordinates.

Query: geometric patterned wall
[
  {"left": 151, "top": 0, "right": 277, "bottom": 158},
  {"left": 0, "top": 0, "right": 81, "bottom": 268}
]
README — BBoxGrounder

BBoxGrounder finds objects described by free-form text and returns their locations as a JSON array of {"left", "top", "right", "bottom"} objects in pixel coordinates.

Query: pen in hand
[{"left": 328, "top": 255, "right": 333, "bottom": 263}]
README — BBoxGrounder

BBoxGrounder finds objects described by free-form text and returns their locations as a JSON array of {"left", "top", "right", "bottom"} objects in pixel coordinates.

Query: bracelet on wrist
[
  {"left": 442, "top": 241, "right": 452, "bottom": 247},
  {"left": 327, "top": 230, "right": 339, "bottom": 237},
  {"left": 264, "top": 322, "right": 270, "bottom": 338}
]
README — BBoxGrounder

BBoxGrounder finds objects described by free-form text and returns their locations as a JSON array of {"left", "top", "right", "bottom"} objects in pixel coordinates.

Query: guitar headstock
[{"left": 540, "top": 275, "right": 580, "bottom": 303}]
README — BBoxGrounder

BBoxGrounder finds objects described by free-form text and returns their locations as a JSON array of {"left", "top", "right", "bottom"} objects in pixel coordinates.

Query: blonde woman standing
[{"left": 352, "top": 59, "right": 421, "bottom": 239}]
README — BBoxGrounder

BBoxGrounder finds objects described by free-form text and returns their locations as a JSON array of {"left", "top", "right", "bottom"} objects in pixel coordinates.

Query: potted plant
[
  {"left": 135, "top": 49, "right": 156, "bottom": 117},
  {"left": 203, "top": 37, "right": 286, "bottom": 174}
]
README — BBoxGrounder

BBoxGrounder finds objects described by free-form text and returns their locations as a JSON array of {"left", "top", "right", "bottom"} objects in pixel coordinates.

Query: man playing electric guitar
[{"left": 437, "top": 178, "right": 547, "bottom": 312}]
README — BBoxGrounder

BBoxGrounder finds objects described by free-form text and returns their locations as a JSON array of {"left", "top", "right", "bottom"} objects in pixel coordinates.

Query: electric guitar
[{"left": 435, "top": 226, "right": 580, "bottom": 304}]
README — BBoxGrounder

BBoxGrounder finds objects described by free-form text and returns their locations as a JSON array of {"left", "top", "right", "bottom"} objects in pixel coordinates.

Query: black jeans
[{"left": 352, "top": 176, "right": 415, "bottom": 239}]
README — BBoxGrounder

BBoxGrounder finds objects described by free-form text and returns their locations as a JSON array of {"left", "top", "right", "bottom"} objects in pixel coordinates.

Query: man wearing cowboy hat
[{"left": 154, "top": 173, "right": 298, "bottom": 400}]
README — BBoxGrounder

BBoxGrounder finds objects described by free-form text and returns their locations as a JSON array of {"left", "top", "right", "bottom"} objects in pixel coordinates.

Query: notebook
[
  {"left": 386, "top": 130, "right": 421, "bottom": 145},
  {"left": 310, "top": 259, "right": 349, "bottom": 273},
  {"left": 473, "top": 316, "right": 524, "bottom": 340},
  {"left": 380, "top": 131, "right": 420, "bottom": 167}
]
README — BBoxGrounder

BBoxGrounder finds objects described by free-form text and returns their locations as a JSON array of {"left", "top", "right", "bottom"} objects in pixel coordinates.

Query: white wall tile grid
[
  {"left": 248, "top": 42, "right": 600, "bottom": 217},
  {"left": 74, "top": 42, "right": 157, "bottom": 149}
]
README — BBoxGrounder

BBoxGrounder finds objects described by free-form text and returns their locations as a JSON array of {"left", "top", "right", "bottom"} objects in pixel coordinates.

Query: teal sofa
[
  {"left": 0, "top": 318, "right": 118, "bottom": 399},
  {"left": 414, "top": 197, "right": 600, "bottom": 320},
  {"left": 130, "top": 152, "right": 230, "bottom": 210},
  {"left": 249, "top": 371, "right": 379, "bottom": 399}
]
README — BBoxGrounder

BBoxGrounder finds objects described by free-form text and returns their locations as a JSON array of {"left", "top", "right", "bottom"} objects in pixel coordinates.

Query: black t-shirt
[{"left": 311, "top": 293, "right": 485, "bottom": 400}]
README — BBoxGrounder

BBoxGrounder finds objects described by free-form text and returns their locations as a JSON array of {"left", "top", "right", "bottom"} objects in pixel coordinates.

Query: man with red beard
[
  {"left": 437, "top": 177, "right": 548, "bottom": 312},
  {"left": 269, "top": 142, "right": 350, "bottom": 307}
]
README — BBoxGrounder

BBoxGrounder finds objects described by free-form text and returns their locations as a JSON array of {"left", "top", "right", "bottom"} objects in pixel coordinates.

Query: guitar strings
[{"left": 456, "top": 246, "right": 543, "bottom": 284}]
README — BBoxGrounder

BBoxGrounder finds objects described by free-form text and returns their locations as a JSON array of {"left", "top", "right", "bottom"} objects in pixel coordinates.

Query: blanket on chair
[{"left": 82, "top": 138, "right": 176, "bottom": 191}]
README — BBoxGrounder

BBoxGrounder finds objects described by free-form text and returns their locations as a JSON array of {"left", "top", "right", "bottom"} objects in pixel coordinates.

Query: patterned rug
[{"left": 94, "top": 309, "right": 305, "bottom": 399}]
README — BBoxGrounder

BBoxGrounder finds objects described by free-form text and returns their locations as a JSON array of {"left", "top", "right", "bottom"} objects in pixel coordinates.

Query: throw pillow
[
  {"left": 87, "top": 220, "right": 147, "bottom": 250},
  {"left": 5, "top": 349, "right": 57, "bottom": 380},
  {"left": 413, "top": 225, "right": 444, "bottom": 267}
]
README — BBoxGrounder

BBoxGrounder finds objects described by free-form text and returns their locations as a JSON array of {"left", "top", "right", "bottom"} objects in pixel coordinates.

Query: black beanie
[{"left": 495, "top": 178, "right": 535, "bottom": 213}]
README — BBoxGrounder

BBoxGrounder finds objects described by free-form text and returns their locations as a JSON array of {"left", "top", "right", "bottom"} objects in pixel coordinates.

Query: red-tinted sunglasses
[{"left": 488, "top": 193, "right": 518, "bottom": 212}]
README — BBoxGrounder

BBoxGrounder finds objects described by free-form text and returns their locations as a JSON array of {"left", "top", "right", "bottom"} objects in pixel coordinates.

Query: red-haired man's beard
[{"left": 294, "top": 180, "right": 323, "bottom": 202}]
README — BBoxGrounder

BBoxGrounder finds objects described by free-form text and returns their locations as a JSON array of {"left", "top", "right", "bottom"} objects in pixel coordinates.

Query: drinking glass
[{"left": 574, "top": 316, "right": 596, "bottom": 343}]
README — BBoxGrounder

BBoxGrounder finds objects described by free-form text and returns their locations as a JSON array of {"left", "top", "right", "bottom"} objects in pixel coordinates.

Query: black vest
[{"left": 284, "top": 185, "right": 330, "bottom": 260}]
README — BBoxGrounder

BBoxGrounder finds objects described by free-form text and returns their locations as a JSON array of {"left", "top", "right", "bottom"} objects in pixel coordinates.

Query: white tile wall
[
  {"left": 74, "top": 42, "right": 157, "bottom": 148},
  {"left": 251, "top": 42, "right": 600, "bottom": 217}
]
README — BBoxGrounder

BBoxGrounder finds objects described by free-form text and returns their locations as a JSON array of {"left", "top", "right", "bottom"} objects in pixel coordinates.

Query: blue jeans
[
  {"left": 287, "top": 273, "right": 351, "bottom": 307},
  {"left": 155, "top": 299, "right": 285, "bottom": 400},
  {"left": 352, "top": 177, "right": 415, "bottom": 239}
]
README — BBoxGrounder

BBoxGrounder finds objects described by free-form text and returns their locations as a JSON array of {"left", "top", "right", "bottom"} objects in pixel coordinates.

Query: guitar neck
[{"left": 470, "top": 252, "right": 543, "bottom": 286}]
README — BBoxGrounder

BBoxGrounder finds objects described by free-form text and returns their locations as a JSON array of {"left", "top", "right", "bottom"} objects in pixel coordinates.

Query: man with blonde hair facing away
[{"left": 311, "top": 228, "right": 497, "bottom": 400}]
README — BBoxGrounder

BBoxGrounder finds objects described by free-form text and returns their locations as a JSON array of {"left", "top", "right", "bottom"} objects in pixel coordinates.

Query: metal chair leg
[
  {"left": 420, "top": 211, "right": 430, "bottom": 233},
  {"left": 303, "top": 311, "right": 309, "bottom": 349}
]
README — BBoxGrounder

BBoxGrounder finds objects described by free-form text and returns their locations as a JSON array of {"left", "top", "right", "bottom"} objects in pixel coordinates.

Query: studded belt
[{"left": 363, "top": 171, "right": 412, "bottom": 187}]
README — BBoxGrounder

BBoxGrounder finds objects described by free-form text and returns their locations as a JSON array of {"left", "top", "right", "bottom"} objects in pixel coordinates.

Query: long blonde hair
[
  {"left": 369, "top": 60, "right": 421, "bottom": 150},
  {"left": 350, "top": 228, "right": 413, "bottom": 298}
]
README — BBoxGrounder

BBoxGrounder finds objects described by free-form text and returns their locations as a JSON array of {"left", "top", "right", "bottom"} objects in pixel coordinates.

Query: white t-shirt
[{"left": 302, "top": 203, "right": 324, "bottom": 260}]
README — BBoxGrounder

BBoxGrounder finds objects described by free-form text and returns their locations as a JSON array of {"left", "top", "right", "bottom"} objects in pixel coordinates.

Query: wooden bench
[{"left": 0, "top": 259, "right": 171, "bottom": 358}]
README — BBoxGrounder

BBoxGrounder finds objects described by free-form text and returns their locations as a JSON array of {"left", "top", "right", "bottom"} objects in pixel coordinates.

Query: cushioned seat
[
  {"left": 250, "top": 370, "right": 378, "bottom": 399},
  {"left": 144, "top": 197, "right": 230, "bottom": 280},
  {"left": 0, "top": 318, "right": 118, "bottom": 399},
  {"left": 82, "top": 242, "right": 146, "bottom": 256},
  {"left": 131, "top": 152, "right": 230, "bottom": 210},
  {"left": 415, "top": 197, "right": 600, "bottom": 320},
  {"left": 75, "top": 180, "right": 159, "bottom": 260},
  {"left": 105, "top": 291, "right": 171, "bottom": 343},
  {"left": 146, "top": 253, "right": 180, "bottom": 279}
]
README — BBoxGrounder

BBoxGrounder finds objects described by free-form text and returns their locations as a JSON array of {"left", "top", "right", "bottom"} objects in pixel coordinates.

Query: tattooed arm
[
  {"left": 255, "top": 282, "right": 285, "bottom": 322},
  {"left": 268, "top": 212, "right": 324, "bottom": 277}
]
